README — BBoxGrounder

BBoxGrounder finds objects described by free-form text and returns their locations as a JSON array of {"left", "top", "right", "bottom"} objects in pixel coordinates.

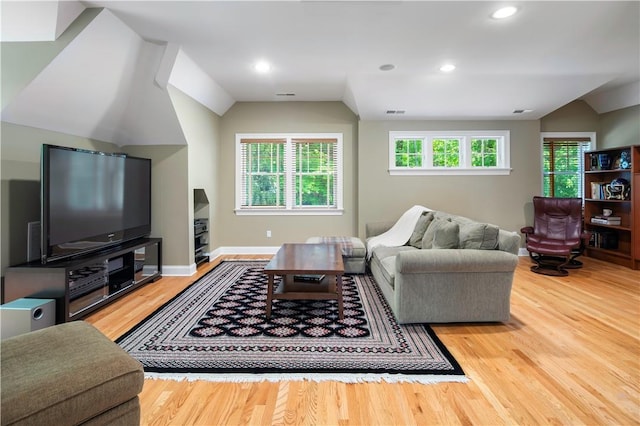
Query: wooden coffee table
[{"left": 264, "top": 243, "right": 345, "bottom": 320}]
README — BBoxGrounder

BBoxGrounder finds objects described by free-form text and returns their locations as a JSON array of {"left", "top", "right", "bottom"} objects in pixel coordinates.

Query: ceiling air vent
[
  {"left": 276, "top": 93, "right": 296, "bottom": 97},
  {"left": 386, "top": 110, "right": 406, "bottom": 115},
  {"left": 513, "top": 109, "right": 533, "bottom": 114}
]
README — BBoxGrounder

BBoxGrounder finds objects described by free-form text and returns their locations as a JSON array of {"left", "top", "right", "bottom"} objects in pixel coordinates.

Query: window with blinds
[
  {"left": 236, "top": 133, "right": 343, "bottom": 215},
  {"left": 542, "top": 137, "right": 593, "bottom": 198},
  {"left": 239, "top": 138, "right": 286, "bottom": 208}
]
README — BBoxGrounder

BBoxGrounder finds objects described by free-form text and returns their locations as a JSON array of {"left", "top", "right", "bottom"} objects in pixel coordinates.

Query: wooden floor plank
[{"left": 85, "top": 255, "right": 640, "bottom": 425}]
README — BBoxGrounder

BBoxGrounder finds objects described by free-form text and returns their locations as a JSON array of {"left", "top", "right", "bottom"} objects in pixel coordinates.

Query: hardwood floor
[{"left": 85, "top": 255, "right": 640, "bottom": 425}]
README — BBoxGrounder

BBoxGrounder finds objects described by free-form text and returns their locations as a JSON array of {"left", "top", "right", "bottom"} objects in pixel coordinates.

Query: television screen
[{"left": 41, "top": 144, "right": 151, "bottom": 263}]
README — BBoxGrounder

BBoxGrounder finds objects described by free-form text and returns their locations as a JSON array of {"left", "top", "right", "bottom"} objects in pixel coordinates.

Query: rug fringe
[{"left": 144, "top": 372, "right": 469, "bottom": 384}]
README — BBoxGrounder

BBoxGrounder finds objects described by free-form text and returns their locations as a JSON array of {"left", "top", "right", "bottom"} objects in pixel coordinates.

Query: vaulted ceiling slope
[
  {"left": 1, "top": 4, "right": 232, "bottom": 146},
  {"left": 1, "top": 1, "right": 639, "bottom": 147}
]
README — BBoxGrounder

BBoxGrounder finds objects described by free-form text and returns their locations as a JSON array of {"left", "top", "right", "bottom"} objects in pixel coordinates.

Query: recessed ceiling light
[
  {"left": 254, "top": 60, "right": 271, "bottom": 73},
  {"left": 440, "top": 64, "right": 456, "bottom": 73},
  {"left": 492, "top": 6, "right": 518, "bottom": 19},
  {"left": 379, "top": 64, "right": 395, "bottom": 71}
]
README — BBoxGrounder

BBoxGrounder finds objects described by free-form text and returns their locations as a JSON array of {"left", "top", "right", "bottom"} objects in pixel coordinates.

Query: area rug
[{"left": 116, "top": 260, "right": 466, "bottom": 383}]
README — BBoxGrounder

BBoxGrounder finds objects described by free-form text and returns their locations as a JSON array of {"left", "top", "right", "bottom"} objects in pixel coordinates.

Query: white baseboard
[
  {"left": 160, "top": 248, "right": 278, "bottom": 277},
  {"left": 162, "top": 264, "right": 197, "bottom": 276},
  {"left": 163, "top": 247, "right": 529, "bottom": 277},
  {"left": 209, "top": 246, "right": 280, "bottom": 257}
]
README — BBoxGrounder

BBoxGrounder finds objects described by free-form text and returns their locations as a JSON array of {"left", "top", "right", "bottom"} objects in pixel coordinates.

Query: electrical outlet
[{"left": 266, "top": 230, "right": 272, "bottom": 238}]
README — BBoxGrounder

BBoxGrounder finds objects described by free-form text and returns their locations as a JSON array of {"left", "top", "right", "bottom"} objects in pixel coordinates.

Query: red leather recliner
[{"left": 520, "top": 197, "right": 591, "bottom": 276}]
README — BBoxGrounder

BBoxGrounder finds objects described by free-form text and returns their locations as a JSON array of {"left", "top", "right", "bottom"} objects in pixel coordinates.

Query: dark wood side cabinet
[
  {"left": 583, "top": 145, "right": 639, "bottom": 269},
  {"left": 4, "top": 238, "right": 162, "bottom": 323}
]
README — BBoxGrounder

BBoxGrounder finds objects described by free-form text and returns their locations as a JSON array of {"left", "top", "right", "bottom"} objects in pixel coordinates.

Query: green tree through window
[
  {"left": 294, "top": 141, "right": 335, "bottom": 207},
  {"left": 237, "top": 134, "right": 342, "bottom": 213},
  {"left": 471, "top": 139, "right": 498, "bottom": 167},
  {"left": 433, "top": 139, "right": 460, "bottom": 167},
  {"left": 542, "top": 138, "right": 592, "bottom": 198},
  {"left": 394, "top": 139, "right": 423, "bottom": 167},
  {"left": 389, "top": 131, "right": 510, "bottom": 175},
  {"left": 243, "top": 141, "right": 285, "bottom": 207}
]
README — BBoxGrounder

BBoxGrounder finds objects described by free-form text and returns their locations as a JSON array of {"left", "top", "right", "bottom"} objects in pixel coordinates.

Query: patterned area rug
[{"left": 116, "top": 260, "right": 466, "bottom": 383}]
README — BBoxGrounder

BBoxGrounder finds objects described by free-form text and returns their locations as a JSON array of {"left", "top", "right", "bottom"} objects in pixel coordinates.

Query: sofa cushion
[
  {"left": 459, "top": 222, "right": 500, "bottom": 250},
  {"left": 432, "top": 220, "right": 460, "bottom": 249},
  {"left": 372, "top": 245, "right": 416, "bottom": 261},
  {"left": 421, "top": 218, "right": 440, "bottom": 249},
  {"left": 409, "top": 211, "right": 434, "bottom": 248},
  {"left": 422, "top": 217, "right": 457, "bottom": 249}
]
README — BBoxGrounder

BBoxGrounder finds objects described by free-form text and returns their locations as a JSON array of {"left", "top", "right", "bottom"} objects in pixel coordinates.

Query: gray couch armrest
[
  {"left": 396, "top": 249, "right": 519, "bottom": 273},
  {"left": 497, "top": 230, "right": 521, "bottom": 255},
  {"left": 366, "top": 221, "right": 396, "bottom": 239}
]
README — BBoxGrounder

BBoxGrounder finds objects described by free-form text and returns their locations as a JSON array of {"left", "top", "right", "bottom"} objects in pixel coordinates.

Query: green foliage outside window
[
  {"left": 245, "top": 143, "right": 285, "bottom": 206},
  {"left": 542, "top": 141, "right": 588, "bottom": 198},
  {"left": 433, "top": 139, "right": 460, "bottom": 167},
  {"left": 471, "top": 139, "right": 498, "bottom": 167},
  {"left": 243, "top": 141, "right": 336, "bottom": 208},
  {"left": 295, "top": 143, "right": 335, "bottom": 207},
  {"left": 394, "top": 139, "right": 422, "bottom": 167}
]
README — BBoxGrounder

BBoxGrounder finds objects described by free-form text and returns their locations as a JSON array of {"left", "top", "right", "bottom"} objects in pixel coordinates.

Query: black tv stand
[{"left": 4, "top": 238, "right": 162, "bottom": 324}]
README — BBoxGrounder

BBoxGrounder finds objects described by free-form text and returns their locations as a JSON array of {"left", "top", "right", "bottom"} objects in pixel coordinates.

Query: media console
[{"left": 4, "top": 238, "right": 162, "bottom": 324}]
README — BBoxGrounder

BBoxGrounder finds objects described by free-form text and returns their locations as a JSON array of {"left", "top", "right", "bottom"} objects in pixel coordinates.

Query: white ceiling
[
  {"left": 80, "top": 0, "right": 640, "bottom": 119},
  {"left": 1, "top": 1, "right": 639, "bottom": 146}
]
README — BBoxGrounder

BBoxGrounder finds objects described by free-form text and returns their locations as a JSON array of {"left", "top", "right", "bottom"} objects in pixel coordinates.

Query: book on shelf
[
  {"left": 591, "top": 216, "right": 622, "bottom": 225},
  {"left": 589, "top": 231, "right": 618, "bottom": 249},
  {"left": 293, "top": 274, "right": 325, "bottom": 283},
  {"left": 590, "top": 182, "right": 608, "bottom": 199}
]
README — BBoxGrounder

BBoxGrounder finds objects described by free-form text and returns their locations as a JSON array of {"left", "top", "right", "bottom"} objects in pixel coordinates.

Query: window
[
  {"left": 541, "top": 133, "right": 594, "bottom": 198},
  {"left": 236, "top": 133, "right": 343, "bottom": 215},
  {"left": 389, "top": 131, "right": 511, "bottom": 175}
]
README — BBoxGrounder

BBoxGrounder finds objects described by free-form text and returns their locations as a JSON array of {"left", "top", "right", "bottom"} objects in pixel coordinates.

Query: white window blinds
[
  {"left": 236, "top": 134, "right": 343, "bottom": 214},
  {"left": 542, "top": 137, "right": 592, "bottom": 198}
]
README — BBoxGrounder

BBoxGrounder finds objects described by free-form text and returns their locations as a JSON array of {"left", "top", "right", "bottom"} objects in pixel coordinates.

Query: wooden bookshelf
[{"left": 583, "top": 145, "right": 639, "bottom": 269}]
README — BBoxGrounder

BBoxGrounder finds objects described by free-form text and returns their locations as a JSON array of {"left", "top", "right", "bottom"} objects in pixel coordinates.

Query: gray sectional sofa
[{"left": 366, "top": 210, "right": 520, "bottom": 324}]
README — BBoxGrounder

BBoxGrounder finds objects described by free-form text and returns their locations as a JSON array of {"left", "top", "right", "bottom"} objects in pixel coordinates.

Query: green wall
[
  {"left": 168, "top": 85, "right": 221, "bottom": 265},
  {"left": 540, "top": 100, "right": 600, "bottom": 134},
  {"left": 357, "top": 119, "right": 541, "bottom": 238},
  {"left": 122, "top": 145, "right": 189, "bottom": 272},
  {"left": 217, "top": 101, "right": 359, "bottom": 248},
  {"left": 600, "top": 105, "right": 640, "bottom": 149}
]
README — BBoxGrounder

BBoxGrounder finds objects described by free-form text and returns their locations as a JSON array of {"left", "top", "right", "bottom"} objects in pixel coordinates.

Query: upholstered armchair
[{"left": 521, "top": 197, "right": 591, "bottom": 276}]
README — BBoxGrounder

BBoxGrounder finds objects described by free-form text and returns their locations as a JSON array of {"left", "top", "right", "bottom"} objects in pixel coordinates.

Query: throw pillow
[
  {"left": 422, "top": 217, "right": 453, "bottom": 249},
  {"left": 459, "top": 222, "right": 499, "bottom": 250},
  {"left": 432, "top": 221, "right": 460, "bottom": 249},
  {"left": 409, "top": 211, "right": 434, "bottom": 248}
]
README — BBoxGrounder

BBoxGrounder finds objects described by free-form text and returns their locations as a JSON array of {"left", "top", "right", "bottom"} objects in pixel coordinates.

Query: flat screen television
[{"left": 41, "top": 144, "right": 152, "bottom": 263}]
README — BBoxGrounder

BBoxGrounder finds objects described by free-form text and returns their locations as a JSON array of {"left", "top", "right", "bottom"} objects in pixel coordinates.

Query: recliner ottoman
[
  {"left": 1, "top": 321, "right": 144, "bottom": 426},
  {"left": 305, "top": 236, "right": 366, "bottom": 274}
]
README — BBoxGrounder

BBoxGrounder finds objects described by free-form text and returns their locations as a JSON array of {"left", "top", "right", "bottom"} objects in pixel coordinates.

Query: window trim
[
  {"left": 389, "top": 130, "right": 512, "bottom": 175},
  {"left": 540, "top": 132, "right": 596, "bottom": 198},
  {"left": 235, "top": 133, "right": 344, "bottom": 216}
]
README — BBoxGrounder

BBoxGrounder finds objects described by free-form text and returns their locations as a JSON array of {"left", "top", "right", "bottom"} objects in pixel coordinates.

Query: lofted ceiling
[{"left": 1, "top": 1, "right": 639, "bottom": 146}]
